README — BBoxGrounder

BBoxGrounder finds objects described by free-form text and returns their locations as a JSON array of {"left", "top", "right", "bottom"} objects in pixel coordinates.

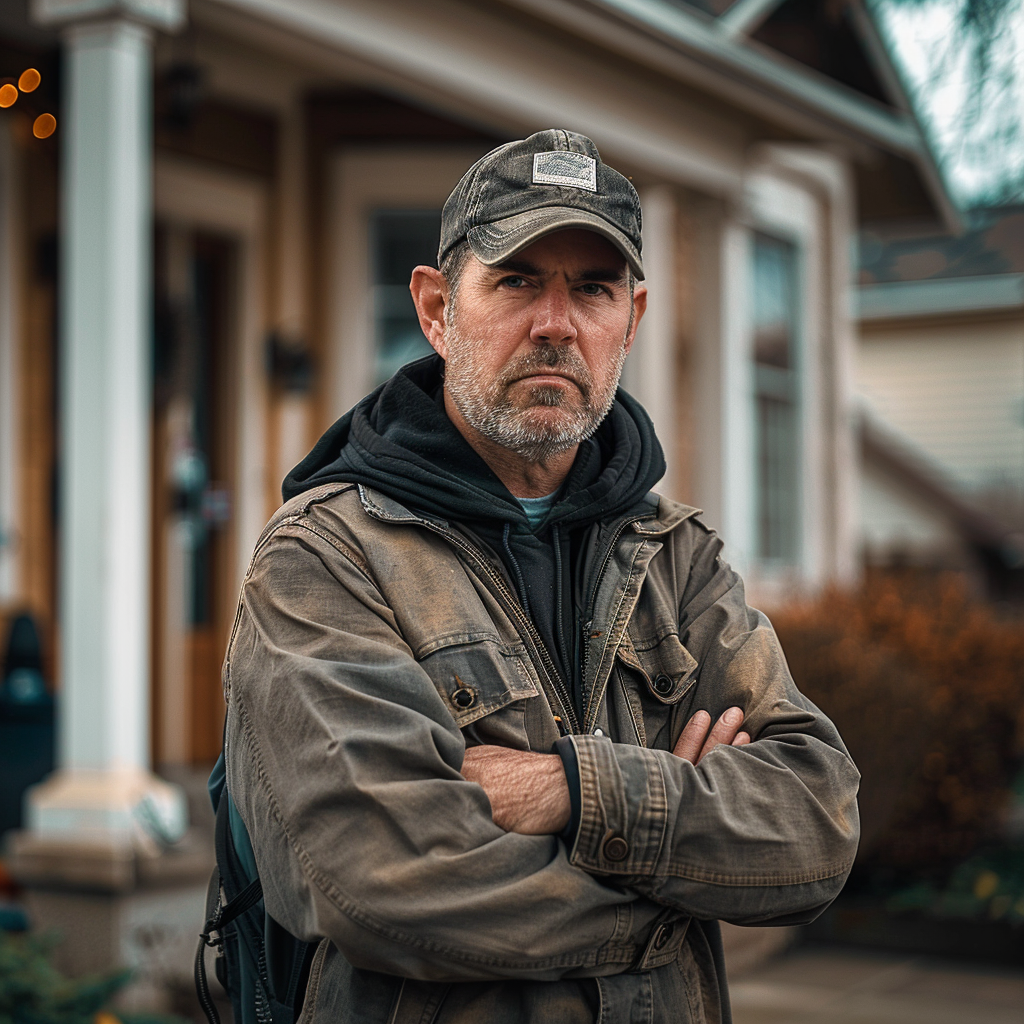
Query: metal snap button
[
  {"left": 593, "top": 728, "right": 605, "bottom": 737},
  {"left": 652, "top": 673, "right": 674, "bottom": 695},
  {"left": 603, "top": 835, "right": 629, "bottom": 862},
  {"left": 653, "top": 922, "right": 675, "bottom": 950},
  {"left": 451, "top": 687, "right": 476, "bottom": 709}
]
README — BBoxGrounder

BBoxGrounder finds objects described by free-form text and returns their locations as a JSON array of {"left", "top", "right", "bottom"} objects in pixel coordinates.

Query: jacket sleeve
[
  {"left": 224, "top": 522, "right": 667, "bottom": 983},
  {"left": 562, "top": 525, "right": 860, "bottom": 925}
]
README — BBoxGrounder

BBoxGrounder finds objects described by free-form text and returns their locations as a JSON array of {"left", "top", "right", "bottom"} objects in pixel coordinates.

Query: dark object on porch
[{"left": 0, "top": 613, "right": 54, "bottom": 839}]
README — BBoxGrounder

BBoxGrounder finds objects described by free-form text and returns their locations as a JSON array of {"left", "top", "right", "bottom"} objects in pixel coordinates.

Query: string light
[
  {"left": 0, "top": 84, "right": 16, "bottom": 108},
  {"left": 33, "top": 113, "right": 56, "bottom": 139},
  {"left": 18, "top": 68, "right": 41, "bottom": 93}
]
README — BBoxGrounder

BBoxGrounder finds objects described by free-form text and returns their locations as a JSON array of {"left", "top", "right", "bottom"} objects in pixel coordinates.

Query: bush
[
  {"left": 0, "top": 931, "right": 189, "bottom": 1024},
  {"left": 772, "top": 571, "right": 1024, "bottom": 871}
]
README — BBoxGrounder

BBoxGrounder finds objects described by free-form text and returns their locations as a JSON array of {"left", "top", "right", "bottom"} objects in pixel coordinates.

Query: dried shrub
[{"left": 771, "top": 571, "right": 1024, "bottom": 870}]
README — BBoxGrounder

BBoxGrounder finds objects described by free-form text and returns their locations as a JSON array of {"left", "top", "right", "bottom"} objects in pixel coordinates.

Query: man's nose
[{"left": 529, "top": 286, "right": 577, "bottom": 346}]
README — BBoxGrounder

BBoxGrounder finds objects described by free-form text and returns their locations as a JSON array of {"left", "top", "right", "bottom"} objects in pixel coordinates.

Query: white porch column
[{"left": 23, "top": 0, "right": 187, "bottom": 852}]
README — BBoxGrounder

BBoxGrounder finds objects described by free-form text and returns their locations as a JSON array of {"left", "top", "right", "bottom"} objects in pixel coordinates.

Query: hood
[{"left": 283, "top": 354, "right": 665, "bottom": 531}]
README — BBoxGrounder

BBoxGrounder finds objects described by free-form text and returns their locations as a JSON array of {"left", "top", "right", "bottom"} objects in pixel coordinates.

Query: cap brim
[{"left": 467, "top": 207, "right": 644, "bottom": 280}]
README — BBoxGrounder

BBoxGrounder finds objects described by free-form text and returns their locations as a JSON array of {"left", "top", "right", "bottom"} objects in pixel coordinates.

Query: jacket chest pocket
[
  {"left": 615, "top": 632, "right": 699, "bottom": 749},
  {"left": 417, "top": 635, "right": 540, "bottom": 749}
]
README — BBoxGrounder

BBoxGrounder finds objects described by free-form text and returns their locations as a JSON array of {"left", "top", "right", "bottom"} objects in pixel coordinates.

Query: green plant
[{"left": 0, "top": 931, "right": 188, "bottom": 1024}]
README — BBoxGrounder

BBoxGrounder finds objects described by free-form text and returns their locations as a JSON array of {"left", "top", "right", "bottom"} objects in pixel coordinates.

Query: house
[
  {"left": 856, "top": 206, "right": 1024, "bottom": 598},
  {"left": 0, "top": 0, "right": 956, "bottom": 990}
]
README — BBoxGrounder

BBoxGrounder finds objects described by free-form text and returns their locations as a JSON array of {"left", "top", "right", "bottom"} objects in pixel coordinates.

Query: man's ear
[
  {"left": 410, "top": 266, "right": 451, "bottom": 359},
  {"left": 623, "top": 284, "right": 648, "bottom": 358}
]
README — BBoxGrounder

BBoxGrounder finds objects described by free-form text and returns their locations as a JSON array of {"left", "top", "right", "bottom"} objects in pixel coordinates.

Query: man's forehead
[{"left": 476, "top": 229, "right": 629, "bottom": 279}]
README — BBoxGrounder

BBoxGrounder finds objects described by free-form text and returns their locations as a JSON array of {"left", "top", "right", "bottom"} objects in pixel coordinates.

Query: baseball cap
[{"left": 439, "top": 129, "right": 644, "bottom": 280}]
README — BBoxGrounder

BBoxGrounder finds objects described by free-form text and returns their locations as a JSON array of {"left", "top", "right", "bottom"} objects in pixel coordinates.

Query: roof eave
[{"left": 505, "top": 0, "right": 961, "bottom": 231}]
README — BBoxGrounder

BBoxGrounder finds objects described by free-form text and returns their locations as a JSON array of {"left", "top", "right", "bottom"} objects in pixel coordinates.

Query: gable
[{"left": 750, "top": 0, "right": 894, "bottom": 107}]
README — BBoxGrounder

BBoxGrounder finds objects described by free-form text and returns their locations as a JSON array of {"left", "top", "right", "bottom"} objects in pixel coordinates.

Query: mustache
[{"left": 498, "top": 346, "right": 593, "bottom": 396}]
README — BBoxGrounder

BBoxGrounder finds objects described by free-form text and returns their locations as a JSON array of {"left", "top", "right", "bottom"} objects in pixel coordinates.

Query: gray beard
[{"left": 443, "top": 320, "right": 627, "bottom": 463}]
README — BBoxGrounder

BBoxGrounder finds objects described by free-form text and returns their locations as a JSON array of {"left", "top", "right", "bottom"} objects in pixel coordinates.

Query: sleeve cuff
[
  {"left": 563, "top": 734, "right": 670, "bottom": 875},
  {"left": 553, "top": 735, "right": 582, "bottom": 845}
]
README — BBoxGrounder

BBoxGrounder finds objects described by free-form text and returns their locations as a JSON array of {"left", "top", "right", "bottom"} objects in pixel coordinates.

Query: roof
[
  {"left": 544, "top": 0, "right": 959, "bottom": 230},
  {"left": 200, "top": 0, "right": 959, "bottom": 230},
  {"left": 860, "top": 410, "right": 1018, "bottom": 555},
  {"left": 860, "top": 205, "right": 1024, "bottom": 285}
]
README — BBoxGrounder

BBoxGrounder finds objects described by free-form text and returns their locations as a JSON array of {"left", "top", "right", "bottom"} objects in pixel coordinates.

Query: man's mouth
[{"left": 517, "top": 372, "right": 577, "bottom": 385}]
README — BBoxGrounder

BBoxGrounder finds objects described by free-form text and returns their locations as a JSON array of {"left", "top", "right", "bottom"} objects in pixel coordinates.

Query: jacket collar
[
  {"left": 360, "top": 483, "right": 700, "bottom": 537},
  {"left": 631, "top": 495, "right": 701, "bottom": 536}
]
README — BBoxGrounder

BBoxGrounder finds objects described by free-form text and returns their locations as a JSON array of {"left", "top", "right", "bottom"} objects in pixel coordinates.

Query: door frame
[{"left": 152, "top": 155, "right": 269, "bottom": 763}]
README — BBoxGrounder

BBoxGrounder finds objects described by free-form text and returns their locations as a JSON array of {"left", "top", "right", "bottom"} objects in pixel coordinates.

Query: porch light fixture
[
  {"left": 0, "top": 84, "right": 16, "bottom": 108},
  {"left": 18, "top": 68, "right": 41, "bottom": 93},
  {"left": 32, "top": 114, "right": 56, "bottom": 139}
]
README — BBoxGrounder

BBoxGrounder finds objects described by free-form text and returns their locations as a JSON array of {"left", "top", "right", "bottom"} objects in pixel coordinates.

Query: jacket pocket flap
[
  {"left": 634, "top": 633, "right": 699, "bottom": 705},
  {"left": 419, "top": 638, "right": 539, "bottom": 727}
]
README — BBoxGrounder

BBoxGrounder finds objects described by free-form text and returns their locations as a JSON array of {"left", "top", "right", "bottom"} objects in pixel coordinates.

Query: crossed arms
[
  {"left": 463, "top": 708, "right": 751, "bottom": 835},
  {"left": 224, "top": 495, "right": 860, "bottom": 982}
]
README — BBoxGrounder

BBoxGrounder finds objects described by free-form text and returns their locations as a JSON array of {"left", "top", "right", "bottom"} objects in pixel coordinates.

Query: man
[{"left": 224, "top": 130, "right": 859, "bottom": 1024}]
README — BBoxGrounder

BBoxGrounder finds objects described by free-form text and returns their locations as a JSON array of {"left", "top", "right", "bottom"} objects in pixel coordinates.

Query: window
[
  {"left": 370, "top": 209, "right": 441, "bottom": 384},
  {"left": 751, "top": 232, "right": 800, "bottom": 563}
]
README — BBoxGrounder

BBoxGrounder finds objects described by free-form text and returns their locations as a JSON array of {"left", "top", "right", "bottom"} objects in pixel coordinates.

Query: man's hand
[
  {"left": 463, "top": 708, "right": 750, "bottom": 836},
  {"left": 461, "top": 746, "right": 571, "bottom": 834},
  {"left": 673, "top": 706, "right": 750, "bottom": 763}
]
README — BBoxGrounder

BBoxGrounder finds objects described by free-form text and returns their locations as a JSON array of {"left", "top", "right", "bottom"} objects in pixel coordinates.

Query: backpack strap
[
  {"left": 195, "top": 865, "right": 264, "bottom": 1024},
  {"left": 195, "top": 789, "right": 266, "bottom": 1024}
]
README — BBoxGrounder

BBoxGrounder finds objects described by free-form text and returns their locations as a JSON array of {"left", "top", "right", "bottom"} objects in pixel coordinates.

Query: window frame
[{"left": 326, "top": 146, "right": 491, "bottom": 421}]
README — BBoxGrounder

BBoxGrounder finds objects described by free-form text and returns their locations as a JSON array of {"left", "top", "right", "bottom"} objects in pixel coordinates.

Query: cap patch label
[{"left": 533, "top": 151, "right": 597, "bottom": 192}]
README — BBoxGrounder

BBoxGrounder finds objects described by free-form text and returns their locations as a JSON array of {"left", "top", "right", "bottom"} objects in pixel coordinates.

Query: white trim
[
  {"left": 622, "top": 185, "right": 677, "bottom": 499},
  {"left": 513, "top": 0, "right": 925, "bottom": 156},
  {"left": 326, "top": 145, "right": 489, "bottom": 420},
  {"left": 153, "top": 155, "right": 270, "bottom": 593},
  {"left": 741, "top": 166, "right": 828, "bottom": 591},
  {"left": 718, "top": 219, "right": 755, "bottom": 574},
  {"left": 718, "top": 0, "right": 785, "bottom": 39},
  {"left": 859, "top": 274, "right": 1024, "bottom": 321},
  {"left": 201, "top": 0, "right": 747, "bottom": 198},
  {"left": 31, "top": 0, "right": 186, "bottom": 31},
  {"left": 0, "top": 121, "right": 20, "bottom": 605}
]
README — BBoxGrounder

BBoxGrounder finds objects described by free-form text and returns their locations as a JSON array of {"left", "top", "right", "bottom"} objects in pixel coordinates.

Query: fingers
[
  {"left": 698, "top": 706, "right": 746, "bottom": 762},
  {"left": 673, "top": 707, "right": 749, "bottom": 764},
  {"left": 672, "top": 709, "right": 711, "bottom": 762}
]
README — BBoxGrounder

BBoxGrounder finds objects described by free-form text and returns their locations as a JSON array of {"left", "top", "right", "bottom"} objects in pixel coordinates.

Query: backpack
[{"left": 195, "top": 753, "right": 318, "bottom": 1024}]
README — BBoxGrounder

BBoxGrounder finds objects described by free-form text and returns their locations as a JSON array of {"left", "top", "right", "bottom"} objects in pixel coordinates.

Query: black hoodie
[{"left": 284, "top": 355, "right": 666, "bottom": 717}]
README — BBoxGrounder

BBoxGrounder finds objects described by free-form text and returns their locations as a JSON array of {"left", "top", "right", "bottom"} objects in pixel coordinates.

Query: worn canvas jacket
[{"left": 223, "top": 481, "right": 860, "bottom": 1024}]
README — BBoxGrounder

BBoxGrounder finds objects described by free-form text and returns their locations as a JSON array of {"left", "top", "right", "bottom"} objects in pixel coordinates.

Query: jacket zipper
[
  {"left": 579, "top": 513, "right": 649, "bottom": 708},
  {"left": 421, "top": 521, "right": 582, "bottom": 735}
]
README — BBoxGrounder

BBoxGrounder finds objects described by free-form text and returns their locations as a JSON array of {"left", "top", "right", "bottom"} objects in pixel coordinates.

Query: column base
[
  {"left": 7, "top": 768, "right": 209, "bottom": 1014},
  {"left": 18, "top": 766, "right": 189, "bottom": 868}
]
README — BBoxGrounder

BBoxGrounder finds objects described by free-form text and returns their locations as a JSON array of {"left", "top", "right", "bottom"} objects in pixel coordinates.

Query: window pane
[
  {"left": 370, "top": 210, "right": 441, "bottom": 384},
  {"left": 751, "top": 233, "right": 800, "bottom": 564},
  {"left": 752, "top": 233, "right": 796, "bottom": 370}
]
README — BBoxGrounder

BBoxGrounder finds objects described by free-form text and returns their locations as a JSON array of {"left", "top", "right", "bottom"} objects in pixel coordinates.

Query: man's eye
[
  {"left": 502, "top": 276, "right": 527, "bottom": 288},
  {"left": 579, "top": 283, "right": 606, "bottom": 296}
]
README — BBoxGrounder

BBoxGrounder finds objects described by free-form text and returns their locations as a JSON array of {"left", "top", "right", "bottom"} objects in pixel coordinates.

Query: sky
[{"left": 873, "top": 0, "right": 1024, "bottom": 208}]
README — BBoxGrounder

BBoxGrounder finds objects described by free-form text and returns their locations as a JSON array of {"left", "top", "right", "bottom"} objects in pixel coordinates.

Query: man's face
[{"left": 439, "top": 229, "right": 640, "bottom": 462}]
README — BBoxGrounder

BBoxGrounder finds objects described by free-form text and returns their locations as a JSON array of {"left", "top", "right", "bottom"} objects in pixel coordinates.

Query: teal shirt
[{"left": 516, "top": 489, "right": 559, "bottom": 529}]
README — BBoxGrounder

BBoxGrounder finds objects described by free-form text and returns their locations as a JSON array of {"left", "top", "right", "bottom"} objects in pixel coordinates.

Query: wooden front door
[{"left": 152, "top": 225, "right": 238, "bottom": 766}]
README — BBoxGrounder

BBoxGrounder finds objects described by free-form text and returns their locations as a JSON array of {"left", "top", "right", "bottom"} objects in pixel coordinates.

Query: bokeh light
[
  {"left": 32, "top": 113, "right": 56, "bottom": 139},
  {"left": 0, "top": 84, "right": 17, "bottom": 108},
  {"left": 18, "top": 68, "right": 41, "bottom": 93}
]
